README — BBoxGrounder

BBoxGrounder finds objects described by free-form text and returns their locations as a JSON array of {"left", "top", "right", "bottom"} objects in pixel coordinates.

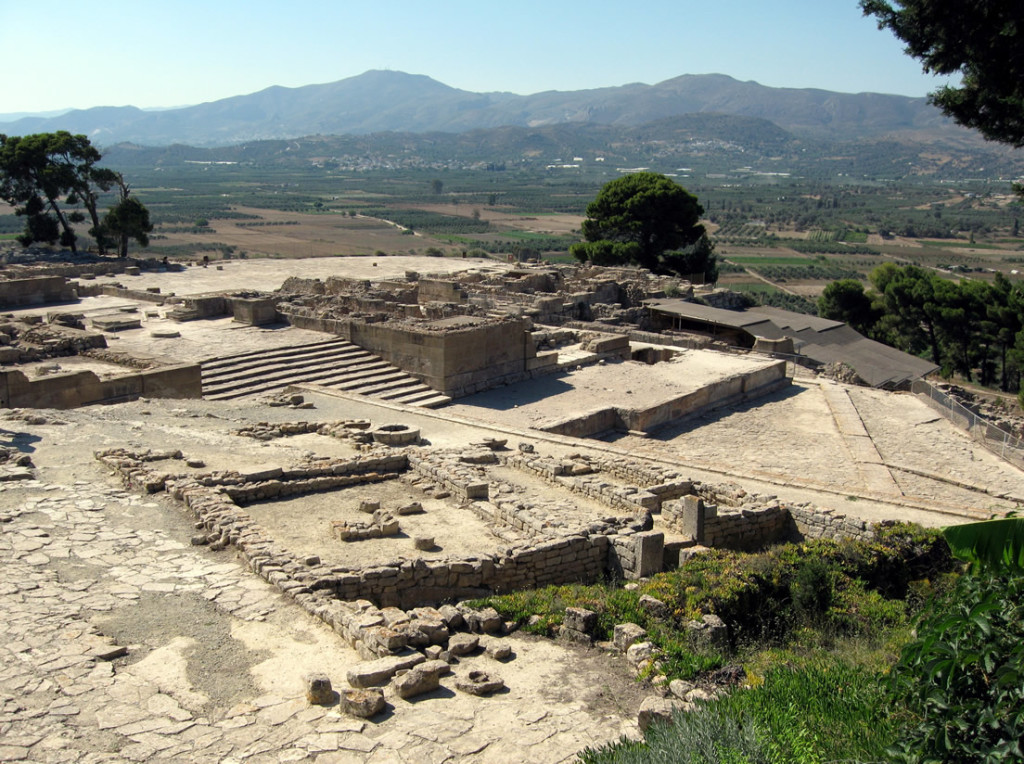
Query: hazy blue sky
[{"left": 2, "top": 0, "right": 951, "bottom": 114}]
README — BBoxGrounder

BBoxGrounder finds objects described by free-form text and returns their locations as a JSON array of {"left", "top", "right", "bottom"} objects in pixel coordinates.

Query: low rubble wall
[{"left": 662, "top": 485, "right": 874, "bottom": 552}]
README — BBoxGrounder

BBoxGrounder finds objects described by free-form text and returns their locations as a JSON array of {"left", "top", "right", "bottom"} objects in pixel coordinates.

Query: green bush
[
  {"left": 889, "top": 570, "right": 1024, "bottom": 762},
  {"left": 478, "top": 524, "right": 953, "bottom": 679}
]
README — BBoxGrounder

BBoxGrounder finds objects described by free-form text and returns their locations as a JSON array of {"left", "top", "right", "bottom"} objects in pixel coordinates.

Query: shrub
[{"left": 889, "top": 570, "right": 1024, "bottom": 762}]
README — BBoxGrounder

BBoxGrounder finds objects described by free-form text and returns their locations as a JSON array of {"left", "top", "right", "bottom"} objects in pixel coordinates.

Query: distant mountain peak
[{"left": 0, "top": 71, "right": 957, "bottom": 148}]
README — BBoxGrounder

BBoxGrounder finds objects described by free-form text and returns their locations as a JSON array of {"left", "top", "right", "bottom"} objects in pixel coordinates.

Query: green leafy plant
[
  {"left": 943, "top": 517, "right": 1024, "bottom": 573},
  {"left": 889, "top": 571, "right": 1024, "bottom": 762}
]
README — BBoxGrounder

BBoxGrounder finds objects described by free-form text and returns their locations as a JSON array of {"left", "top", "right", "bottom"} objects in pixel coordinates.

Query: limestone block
[
  {"left": 637, "top": 696, "right": 686, "bottom": 732},
  {"left": 438, "top": 604, "right": 464, "bottom": 630},
  {"left": 638, "top": 595, "right": 669, "bottom": 619},
  {"left": 391, "top": 666, "right": 439, "bottom": 700},
  {"left": 304, "top": 673, "right": 335, "bottom": 705},
  {"left": 669, "top": 679, "right": 696, "bottom": 700},
  {"left": 563, "top": 607, "right": 598, "bottom": 635},
  {"left": 686, "top": 614, "right": 730, "bottom": 651},
  {"left": 463, "top": 607, "right": 503, "bottom": 634},
  {"left": 418, "top": 659, "right": 452, "bottom": 678},
  {"left": 411, "top": 619, "right": 448, "bottom": 644},
  {"left": 448, "top": 633, "right": 480, "bottom": 656},
  {"left": 455, "top": 670, "right": 504, "bottom": 696},
  {"left": 626, "top": 641, "right": 655, "bottom": 667},
  {"left": 346, "top": 653, "right": 425, "bottom": 688},
  {"left": 380, "top": 607, "right": 409, "bottom": 627},
  {"left": 339, "top": 687, "right": 385, "bottom": 718},
  {"left": 485, "top": 641, "right": 513, "bottom": 661}
]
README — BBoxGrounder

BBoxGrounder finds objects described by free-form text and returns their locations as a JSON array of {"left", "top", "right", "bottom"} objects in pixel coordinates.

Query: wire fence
[{"left": 912, "top": 379, "right": 1024, "bottom": 469}]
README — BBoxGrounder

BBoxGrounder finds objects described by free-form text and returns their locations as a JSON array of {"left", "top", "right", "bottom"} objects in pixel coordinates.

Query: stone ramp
[
  {"left": 820, "top": 381, "right": 904, "bottom": 498},
  {"left": 200, "top": 339, "right": 451, "bottom": 407}
]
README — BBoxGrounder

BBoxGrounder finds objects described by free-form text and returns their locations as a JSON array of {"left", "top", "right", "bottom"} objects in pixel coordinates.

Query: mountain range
[{"left": 0, "top": 70, "right": 976, "bottom": 149}]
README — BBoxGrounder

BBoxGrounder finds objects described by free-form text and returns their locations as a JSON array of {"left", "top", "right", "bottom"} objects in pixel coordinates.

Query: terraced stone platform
[{"left": 201, "top": 339, "right": 451, "bottom": 407}]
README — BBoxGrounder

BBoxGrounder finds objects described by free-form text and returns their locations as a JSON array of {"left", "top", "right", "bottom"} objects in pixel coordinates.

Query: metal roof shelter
[{"left": 645, "top": 299, "right": 938, "bottom": 388}]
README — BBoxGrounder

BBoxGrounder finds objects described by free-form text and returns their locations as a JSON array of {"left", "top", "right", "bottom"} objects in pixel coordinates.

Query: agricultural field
[{"left": 4, "top": 159, "right": 1022, "bottom": 308}]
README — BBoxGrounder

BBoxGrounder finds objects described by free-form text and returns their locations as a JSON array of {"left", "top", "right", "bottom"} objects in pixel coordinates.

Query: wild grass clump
[{"left": 579, "top": 658, "right": 897, "bottom": 764}]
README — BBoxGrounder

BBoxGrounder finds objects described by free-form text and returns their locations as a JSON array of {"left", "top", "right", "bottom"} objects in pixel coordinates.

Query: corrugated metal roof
[{"left": 645, "top": 299, "right": 938, "bottom": 387}]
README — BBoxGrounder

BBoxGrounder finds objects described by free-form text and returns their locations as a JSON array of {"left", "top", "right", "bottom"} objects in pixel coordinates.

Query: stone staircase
[{"left": 200, "top": 339, "right": 451, "bottom": 408}]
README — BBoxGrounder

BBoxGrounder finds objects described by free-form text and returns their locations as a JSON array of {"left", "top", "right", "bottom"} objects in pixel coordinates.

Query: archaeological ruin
[{"left": 3, "top": 248, "right": 1022, "bottom": 761}]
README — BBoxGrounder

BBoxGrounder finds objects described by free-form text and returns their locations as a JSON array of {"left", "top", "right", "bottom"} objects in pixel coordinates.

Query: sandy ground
[{"left": 87, "top": 254, "right": 507, "bottom": 295}]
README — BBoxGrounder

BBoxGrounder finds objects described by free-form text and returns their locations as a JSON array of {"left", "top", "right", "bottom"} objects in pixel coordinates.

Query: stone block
[
  {"left": 447, "top": 633, "right": 480, "bottom": 656},
  {"left": 563, "top": 607, "right": 598, "bottom": 634},
  {"left": 626, "top": 641, "right": 655, "bottom": 667},
  {"left": 454, "top": 670, "right": 504, "bottom": 696},
  {"left": 391, "top": 667, "right": 439, "bottom": 699},
  {"left": 304, "top": 673, "right": 334, "bottom": 705},
  {"left": 637, "top": 696, "right": 686, "bottom": 732},
  {"left": 339, "top": 687, "right": 385, "bottom": 718},
  {"left": 346, "top": 653, "right": 425, "bottom": 688}
]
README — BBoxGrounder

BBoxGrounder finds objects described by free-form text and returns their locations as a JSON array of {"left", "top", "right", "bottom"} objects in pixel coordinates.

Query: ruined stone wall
[
  {"left": 81, "top": 284, "right": 171, "bottom": 304},
  {"left": 349, "top": 319, "right": 532, "bottom": 398},
  {"left": 280, "top": 309, "right": 533, "bottom": 397},
  {"left": 229, "top": 297, "right": 279, "bottom": 326},
  {"left": 789, "top": 505, "right": 873, "bottom": 542},
  {"left": 0, "top": 276, "right": 76, "bottom": 308},
  {"left": 662, "top": 490, "right": 874, "bottom": 552},
  {"left": 417, "top": 280, "right": 467, "bottom": 304},
  {"left": 620, "top": 362, "right": 789, "bottom": 433},
  {"left": 0, "top": 364, "right": 202, "bottom": 409}
]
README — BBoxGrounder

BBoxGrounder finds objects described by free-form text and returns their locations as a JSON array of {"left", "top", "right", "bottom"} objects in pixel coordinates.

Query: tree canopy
[
  {"left": 861, "top": 0, "right": 1024, "bottom": 147},
  {"left": 818, "top": 264, "right": 1024, "bottom": 392},
  {"left": 570, "top": 172, "right": 715, "bottom": 280},
  {"left": 0, "top": 131, "right": 149, "bottom": 256}
]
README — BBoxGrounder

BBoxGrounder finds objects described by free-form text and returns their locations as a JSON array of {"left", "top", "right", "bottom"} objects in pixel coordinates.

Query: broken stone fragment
[
  {"left": 438, "top": 604, "right": 464, "bottom": 631},
  {"left": 637, "top": 696, "right": 687, "bottom": 732},
  {"left": 447, "top": 633, "right": 480, "bottom": 656},
  {"left": 418, "top": 659, "right": 452, "bottom": 678},
  {"left": 455, "top": 669, "right": 504, "bottom": 696},
  {"left": 346, "top": 653, "right": 425, "bottom": 688},
  {"left": 485, "top": 642, "right": 513, "bottom": 661},
  {"left": 563, "top": 607, "right": 598, "bottom": 634},
  {"left": 391, "top": 666, "right": 439, "bottom": 699},
  {"left": 461, "top": 606, "right": 503, "bottom": 634},
  {"left": 339, "top": 687, "right": 385, "bottom": 718},
  {"left": 613, "top": 623, "right": 647, "bottom": 652},
  {"left": 626, "top": 641, "right": 655, "bottom": 667},
  {"left": 305, "top": 673, "right": 335, "bottom": 705},
  {"left": 638, "top": 595, "right": 668, "bottom": 619},
  {"left": 413, "top": 536, "right": 435, "bottom": 551},
  {"left": 668, "top": 679, "right": 695, "bottom": 700}
]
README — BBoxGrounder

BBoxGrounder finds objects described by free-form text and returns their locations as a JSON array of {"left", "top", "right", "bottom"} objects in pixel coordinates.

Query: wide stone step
[
  {"left": 202, "top": 346, "right": 371, "bottom": 380},
  {"left": 201, "top": 339, "right": 356, "bottom": 370},
  {"left": 201, "top": 345, "right": 370, "bottom": 380},
  {"left": 203, "top": 357, "right": 388, "bottom": 392},
  {"left": 200, "top": 339, "right": 447, "bottom": 407},
  {"left": 203, "top": 360, "right": 391, "bottom": 398}
]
